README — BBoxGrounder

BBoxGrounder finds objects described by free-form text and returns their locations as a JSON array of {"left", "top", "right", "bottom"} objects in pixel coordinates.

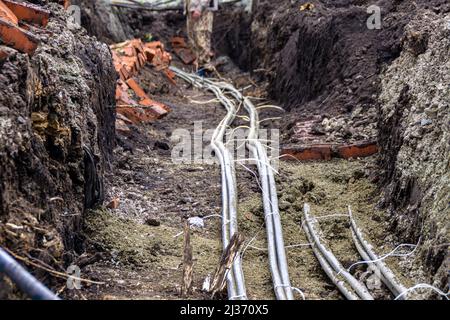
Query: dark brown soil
[
  {"left": 0, "top": 3, "right": 116, "bottom": 298},
  {"left": 214, "top": 0, "right": 450, "bottom": 145}
]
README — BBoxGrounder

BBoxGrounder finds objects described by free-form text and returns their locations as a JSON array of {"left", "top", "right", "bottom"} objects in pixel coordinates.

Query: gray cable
[{"left": 0, "top": 248, "right": 60, "bottom": 300}]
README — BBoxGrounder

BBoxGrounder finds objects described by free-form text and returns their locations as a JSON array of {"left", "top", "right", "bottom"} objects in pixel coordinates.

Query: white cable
[
  {"left": 347, "top": 244, "right": 418, "bottom": 272},
  {"left": 292, "top": 287, "right": 306, "bottom": 300},
  {"left": 395, "top": 284, "right": 450, "bottom": 300}
]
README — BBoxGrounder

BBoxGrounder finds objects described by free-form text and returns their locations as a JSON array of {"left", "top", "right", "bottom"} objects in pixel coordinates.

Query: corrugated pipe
[{"left": 0, "top": 247, "right": 60, "bottom": 300}]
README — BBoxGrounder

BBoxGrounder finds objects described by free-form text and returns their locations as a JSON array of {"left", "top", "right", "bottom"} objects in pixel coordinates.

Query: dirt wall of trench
[
  {"left": 0, "top": 3, "right": 116, "bottom": 298},
  {"left": 377, "top": 11, "right": 449, "bottom": 291}
]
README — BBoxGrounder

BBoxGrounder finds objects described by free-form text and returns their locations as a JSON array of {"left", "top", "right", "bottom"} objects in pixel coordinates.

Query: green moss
[{"left": 84, "top": 209, "right": 221, "bottom": 274}]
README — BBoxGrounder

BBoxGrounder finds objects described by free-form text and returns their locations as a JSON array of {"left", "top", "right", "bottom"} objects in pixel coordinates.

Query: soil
[
  {"left": 377, "top": 10, "right": 450, "bottom": 291},
  {"left": 0, "top": 3, "right": 116, "bottom": 298},
  {"left": 68, "top": 77, "right": 399, "bottom": 300},
  {"left": 215, "top": 0, "right": 450, "bottom": 146}
]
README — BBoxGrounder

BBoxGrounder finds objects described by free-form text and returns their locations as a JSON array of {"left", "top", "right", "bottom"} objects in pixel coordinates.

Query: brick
[
  {"left": 0, "top": 0, "right": 18, "bottom": 25},
  {"left": 281, "top": 145, "right": 333, "bottom": 161},
  {"left": 107, "top": 197, "right": 120, "bottom": 209},
  {"left": 337, "top": 142, "right": 378, "bottom": 159},
  {"left": 144, "top": 48, "right": 155, "bottom": 62},
  {"left": 3, "top": 0, "right": 50, "bottom": 27},
  {"left": 174, "top": 47, "right": 196, "bottom": 65},
  {"left": 126, "top": 78, "right": 148, "bottom": 101},
  {"left": 117, "top": 106, "right": 159, "bottom": 124},
  {"left": 0, "top": 18, "right": 39, "bottom": 54}
]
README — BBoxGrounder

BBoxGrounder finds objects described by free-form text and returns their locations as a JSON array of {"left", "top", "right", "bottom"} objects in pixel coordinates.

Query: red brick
[
  {"left": 337, "top": 142, "right": 378, "bottom": 159},
  {"left": 281, "top": 145, "right": 333, "bottom": 161}
]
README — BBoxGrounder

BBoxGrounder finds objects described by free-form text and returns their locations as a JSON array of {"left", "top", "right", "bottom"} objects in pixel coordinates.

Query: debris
[
  {"left": 282, "top": 145, "right": 333, "bottom": 161},
  {"left": 110, "top": 38, "right": 173, "bottom": 128},
  {"left": 0, "top": 0, "right": 51, "bottom": 55},
  {"left": 337, "top": 142, "right": 378, "bottom": 160},
  {"left": 116, "top": 105, "right": 168, "bottom": 125},
  {"left": 0, "top": 16, "right": 40, "bottom": 54},
  {"left": 188, "top": 217, "right": 205, "bottom": 229},
  {"left": 281, "top": 141, "right": 378, "bottom": 161},
  {"left": 171, "top": 36, "right": 196, "bottom": 65},
  {"left": 210, "top": 233, "right": 245, "bottom": 298},
  {"left": 145, "top": 218, "right": 161, "bottom": 227},
  {"left": 181, "top": 220, "right": 193, "bottom": 298},
  {"left": 107, "top": 198, "right": 120, "bottom": 209},
  {"left": 2, "top": 0, "right": 50, "bottom": 27},
  {"left": 300, "top": 2, "right": 315, "bottom": 11},
  {"left": 0, "top": 1, "right": 18, "bottom": 25},
  {"left": 202, "top": 274, "right": 211, "bottom": 292}
]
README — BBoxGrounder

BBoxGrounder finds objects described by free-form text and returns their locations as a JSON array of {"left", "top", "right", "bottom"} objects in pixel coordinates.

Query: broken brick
[
  {"left": 174, "top": 47, "right": 196, "bottom": 65},
  {"left": 170, "top": 36, "right": 196, "bottom": 65},
  {"left": 117, "top": 106, "right": 159, "bottom": 124},
  {"left": 117, "top": 112, "right": 133, "bottom": 124},
  {"left": 281, "top": 145, "right": 333, "bottom": 161},
  {"left": 107, "top": 198, "right": 120, "bottom": 209},
  {"left": 337, "top": 142, "right": 378, "bottom": 159},
  {"left": 0, "top": 18, "right": 40, "bottom": 54},
  {"left": 3, "top": 0, "right": 50, "bottom": 27},
  {"left": 0, "top": 0, "right": 18, "bottom": 25},
  {"left": 125, "top": 78, "right": 148, "bottom": 101},
  {"left": 110, "top": 39, "right": 173, "bottom": 126},
  {"left": 281, "top": 141, "right": 379, "bottom": 162},
  {"left": 144, "top": 48, "right": 155, "bottom": 62}
]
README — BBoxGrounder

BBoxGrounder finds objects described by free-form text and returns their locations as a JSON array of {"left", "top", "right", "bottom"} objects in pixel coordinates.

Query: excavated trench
[{"left": 0, "top": 0, "right": 448, "bottom": 300}]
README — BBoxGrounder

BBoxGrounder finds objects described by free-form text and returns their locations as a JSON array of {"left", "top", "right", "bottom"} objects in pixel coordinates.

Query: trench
[{"left": 1, "top": 0, "right": 447, "bottom": 301}]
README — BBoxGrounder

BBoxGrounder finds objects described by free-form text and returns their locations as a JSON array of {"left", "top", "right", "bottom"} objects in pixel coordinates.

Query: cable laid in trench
[
  {"left": 171, "top": 68, "right": 247, "bottom": 300},
  {"left": 303, "top": 204, "right": 374, "bottom": 300},
  {"left": 348, "top": 206, "right": 408, "bottom": 299},
  {"left": 0, "top": 247, "right": 60, "bottom": 300},
  {"left": 170, "top": 66, "right": 294, "bottom": 300},
  {"left": 215, "top": 82, "right": 294, "bottom": 300}
]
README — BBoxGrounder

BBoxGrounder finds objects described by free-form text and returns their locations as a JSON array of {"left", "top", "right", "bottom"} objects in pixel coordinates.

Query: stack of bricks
[
  {"left": 281, "top": 117, "right": 378, "bottom": 161},
  {"left": 111, "top": 39, "right": 173, "bottom": 133},
  {"left": 0, "top": 0, "right": 50, "bottom": 56}
]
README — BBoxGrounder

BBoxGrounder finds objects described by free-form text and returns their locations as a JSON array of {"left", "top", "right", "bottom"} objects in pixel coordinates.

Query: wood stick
[
  {"left": 181, "top": 220, "right": 193, "bottom": 297},
  {"left": 210, "top": 233, "right": 245, "bottom": 298}
]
